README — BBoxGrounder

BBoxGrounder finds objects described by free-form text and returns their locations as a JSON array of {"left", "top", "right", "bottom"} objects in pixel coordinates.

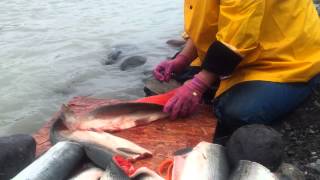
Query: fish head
[{"left": 60, "top": 104, "right": 79, "bottom": 130}]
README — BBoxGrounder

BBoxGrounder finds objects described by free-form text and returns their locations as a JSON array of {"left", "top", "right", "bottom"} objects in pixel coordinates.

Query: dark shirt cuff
[{"left": 202, "top": 41, "right": 242, "bottom": 77}]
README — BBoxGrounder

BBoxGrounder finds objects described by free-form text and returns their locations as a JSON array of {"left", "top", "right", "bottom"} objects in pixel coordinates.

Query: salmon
[
  {"left": 130, "top": 167, "right": 165, "bottom": 180},
  {"left": 57, "top": 130, "right": 152, "bottom": 161},
  {"left": 49, "top": 102, "right": 167, "bottom": 166},
  {"left": 100, "top": 157, "right": 130, "bottom": 180},
  {"left": 13, "top": 141, "right": 84, "bottom": 180},
  {"left": 60, "top": 102, "right": 168, "bottom": 132},
  {"left": 179, "top": 142, "right": 230, "bottom": 180},
  {"left": 229, "top": 160, "right": 279, "bottom": 180},
  {"left": 171, "top": 148, "right": 193, "bottom": 180},
  {"left": 69, "top": 167, "right": 104, "bottom": 180}
]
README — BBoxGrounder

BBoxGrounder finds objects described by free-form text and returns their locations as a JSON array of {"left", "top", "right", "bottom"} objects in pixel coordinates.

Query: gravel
[{"left": 275, "top": 85, "right": 320, "bottom": 180}]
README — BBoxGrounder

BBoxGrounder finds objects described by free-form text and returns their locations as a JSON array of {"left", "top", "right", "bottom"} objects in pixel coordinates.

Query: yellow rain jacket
[{"left": 184, "top": 0, "right": 320, "bottom": 97}]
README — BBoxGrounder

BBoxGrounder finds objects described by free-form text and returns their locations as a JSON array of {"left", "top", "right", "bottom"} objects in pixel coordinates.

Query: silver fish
[
  {"left": 12, "top": 141, "right": 84, "bottom": 180},
  {"left": 57, "top": 130, "right": 152, "bottom": 161},
  {"left": 60, "top": 102, "right": 168, "bottom": 132},
  {"left": 179, "top": 141, "right": 230, "bottom": 180},
  {"left": 69, "top": 167, "right": 104, "bottom": 180},
  {"left": 229, "top": 160, "right": 279, "bottom": 180},
  {"left": 100, "top": 157, "right": 130, "bottom": 180},
  {"left": 172, "top": 148, "right": 193, "bottom": 180},
  {"left": 130, "top": 167, "right": 165, "bottom": 180}
]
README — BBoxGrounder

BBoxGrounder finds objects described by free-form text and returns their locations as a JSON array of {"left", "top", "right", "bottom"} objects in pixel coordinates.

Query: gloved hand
[
  {"left": 153, "top": 54, "right": 190, "bottom": 82},
  {"left": 163, "top": 75, "right": 209, "bottom": 119}
]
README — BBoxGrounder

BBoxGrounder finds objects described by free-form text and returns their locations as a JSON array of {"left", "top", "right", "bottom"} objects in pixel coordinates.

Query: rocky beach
[{"left": 277, "top": 84, "right": 320, "bottom": 180}]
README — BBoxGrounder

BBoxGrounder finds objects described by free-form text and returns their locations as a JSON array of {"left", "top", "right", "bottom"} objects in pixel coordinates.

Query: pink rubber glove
[
  {"left": 153, "top": 54, "right": 190, "bottom": 82},
  {"left": 163, "top": 75, "right": 209, "bottom": 119}
]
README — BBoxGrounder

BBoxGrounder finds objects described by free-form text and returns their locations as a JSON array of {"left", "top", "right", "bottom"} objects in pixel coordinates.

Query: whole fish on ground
[
  {"left": 13, "top": 141, "right": 84, "bottom": 180},
  {"left": 178, "top": 141, "right": 229, "bottom": 180},
  {"left": 60, "top": 102, "right": 168, "bottom": 132}
]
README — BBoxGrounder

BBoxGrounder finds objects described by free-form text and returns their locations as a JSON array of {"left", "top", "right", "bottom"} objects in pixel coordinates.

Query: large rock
[
  {"left": 0, "top": 134, "right": 36, "bottom": 179},
  {"left": 120, "top": 56, "right": 147, "bottom": 71},
  {"left": 143, "top": 76, "right": 181, "bottom": 96},
  {"left": 104, "top": 48, "right": 122, "bottom": 65},
  {"left": 166, "top": 39, "right": 186, "bottom": 48},
  {"left": 226, "top": 124, "right": 284, "bottom": 171}
]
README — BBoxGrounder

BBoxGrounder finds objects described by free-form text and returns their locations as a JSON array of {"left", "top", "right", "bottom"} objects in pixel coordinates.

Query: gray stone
[
  {"left": 226, "top": 124, "right": 284, "bottom": 171},
  {"left": 275, "top": 163, "right": 305, "bottom": 180},
  {"left": 120, "top": 56, "right": 147, "bottom": 71},
  {"left": 166, "top": 39, "right": 186, "bottom": 47},
  {"left": 306, "top": 160, "right": 320, "bottom": 173},
  {"left": 287, "top": 150, "right": 295, "bottom": 156},
  {"left": 309, "top": 129, "right": 316, "bottom": 134},
  {"left": 104, "top": 48, "right": 122, "bottom": 65},
  {"left": 143, "top": 76, "right": 181, "bottom": 96},
  {"left": 284, "top": 122, "right": 292, "bottom": 131},
  {"left": 0, "top": 134, "right": 36, "bottom": 180}
]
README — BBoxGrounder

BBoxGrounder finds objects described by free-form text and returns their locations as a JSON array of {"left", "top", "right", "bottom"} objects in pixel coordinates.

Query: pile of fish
[
  {"left": 11, "top": 102, "right": 289, "bottom": 179},
  {"left": 170, "top": 141, "right": 279, "bottom": 180},
  {"left": 12, "top": 102, "right": 171, "bottom": 180},
  {"left": 12, "top": 141, "right": 284, "bottom": 180},
  {"left": 52, "top": 102, "right": 168, "bottom": 161},
  {"left": 12, "top": 141, "right": 165, "bottom": 180}
]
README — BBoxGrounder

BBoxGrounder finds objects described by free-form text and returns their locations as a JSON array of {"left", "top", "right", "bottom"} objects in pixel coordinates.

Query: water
[
  {"left": 315, "top": 0, "right": 320, "bottom": 14},
  {"left": 0, "top": 0, "right": 183, "bottom": 135}
]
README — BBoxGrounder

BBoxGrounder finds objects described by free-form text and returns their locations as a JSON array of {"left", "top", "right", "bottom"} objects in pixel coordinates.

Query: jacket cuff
[{"left": 202, "top": 41, "right": 242, "bottom": 77}]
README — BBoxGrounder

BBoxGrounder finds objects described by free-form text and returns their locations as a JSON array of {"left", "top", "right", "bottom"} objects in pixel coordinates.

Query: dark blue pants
[
  {"left": 213, "top": 75, "right": 320, "bottom": 136},
  {"left": 174, "top": 65, "right": 320, "bottom": 136}
]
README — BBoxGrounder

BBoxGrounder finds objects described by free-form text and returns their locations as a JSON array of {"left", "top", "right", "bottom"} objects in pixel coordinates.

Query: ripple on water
[{"left": 0, "top": 0, "right": 183, "bottom": 134}]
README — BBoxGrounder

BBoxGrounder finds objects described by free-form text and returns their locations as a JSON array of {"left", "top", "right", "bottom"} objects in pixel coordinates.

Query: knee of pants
[{"left": 214, "top": 102, "right": 271, "bottom": 130}]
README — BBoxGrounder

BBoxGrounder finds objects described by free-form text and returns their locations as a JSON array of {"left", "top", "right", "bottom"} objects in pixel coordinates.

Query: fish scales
[
  {"left": 69, "top": 167, "right": 104, "bottom": 180},
  {"left": 100, "top": 158, "right": 130, "bottom": 180},
  {"left": 179, "top": 142, "right": 229, "bottom": 180},
  {"left": 13, "top": 141, "right": 84, "bottom": 180},
  {"left": 229, "top": 160, "right": 279, "bottom": 180}
]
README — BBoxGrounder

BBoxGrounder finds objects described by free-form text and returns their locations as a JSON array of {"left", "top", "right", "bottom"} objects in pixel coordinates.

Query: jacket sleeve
[{"left": 202, "top": 0, "right": 265, "bottom": 76}]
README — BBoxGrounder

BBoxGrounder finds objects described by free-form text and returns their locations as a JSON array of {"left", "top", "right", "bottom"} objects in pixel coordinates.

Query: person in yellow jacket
[{"left": 153, "top": 0, "right": 320, "bottom": 137}]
